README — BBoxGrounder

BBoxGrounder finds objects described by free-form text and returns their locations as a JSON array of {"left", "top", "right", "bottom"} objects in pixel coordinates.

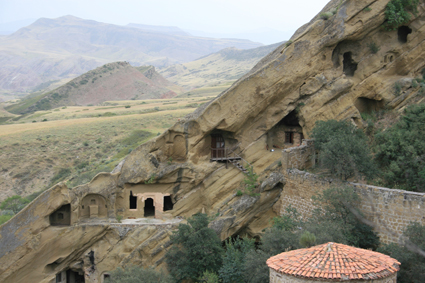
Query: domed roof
[{"left": 266, "top": 242, "right": 400, "bottom": 280}]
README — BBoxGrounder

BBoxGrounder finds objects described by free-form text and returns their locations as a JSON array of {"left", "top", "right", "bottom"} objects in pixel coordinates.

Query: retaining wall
[{"left": 280, "top": 169, "right": 425, "bottom": 244}]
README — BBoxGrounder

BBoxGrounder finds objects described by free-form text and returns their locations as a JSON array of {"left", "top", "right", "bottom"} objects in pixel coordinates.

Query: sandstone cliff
[{"left": 2, "top": 1, "right": 425, "bottom": 282}]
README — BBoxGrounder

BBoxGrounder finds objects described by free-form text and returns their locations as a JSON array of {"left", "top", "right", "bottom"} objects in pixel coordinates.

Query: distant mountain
[
  {"left": 159, "top": 42, "right": 283, "bottom": 90},
  {"left": 126, "top": 23, "right": 190, "bottom": 36},
  {"left": 0, "top": 15, "right": 262, "bottom": 96},
  {"left": 5, "top": 62, "right": 182, "bottom": 114}
]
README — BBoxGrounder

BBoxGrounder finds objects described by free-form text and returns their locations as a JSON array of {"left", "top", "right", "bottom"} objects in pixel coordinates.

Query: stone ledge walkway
[{"left": 77, "top": 217, "right": 183, "bottom": 228}]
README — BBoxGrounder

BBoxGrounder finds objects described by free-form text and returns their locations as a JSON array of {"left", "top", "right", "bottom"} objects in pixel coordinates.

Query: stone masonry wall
[
  {"left": 281, "top": 139, "right": 315, "bottom": 171},
  {"left": 280, "top": 169, "right": 425, "bottom": 244}
]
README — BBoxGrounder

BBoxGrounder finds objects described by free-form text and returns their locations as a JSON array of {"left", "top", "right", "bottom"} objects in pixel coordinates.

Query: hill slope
[
  {"left": 0, "top": 15, "right": 262, "bottom": 96},
  {"left": 3, "top": 1, "right": 425, "bottom": 282},
  {"left": 159, "top": 42, "right": 283, "bottom": 90},
  {"left": 5, "top": 62, "right": 182, "bottom": 114}
]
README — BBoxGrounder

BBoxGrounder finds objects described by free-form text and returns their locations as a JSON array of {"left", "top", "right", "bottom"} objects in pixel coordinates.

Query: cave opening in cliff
[
  {"left": 343, "top": 52, "right": 357, "bottom": 76},
  {"left": 354, "top": 97, "right": 384, "bottom": 114},
  {"left": 129, "top": 191, "right": 137, "bottom": 209},
  {"left": 163, "top": 196, "right": 173, "bottom": 211},
  {"left": 66, "top": 269, "right": 85, "bottom": 283},
  {"left": 398, "top": 26, "right": 412, "bottom": 43},
  {"left": 144, "top": 198, "right": 155, "bottom": 217},
  {"left": 267, "top": 110, "right": 303, "bottom": 149},
  {"left": 49, "top": 204, "right": 71, "bottom": 226}
]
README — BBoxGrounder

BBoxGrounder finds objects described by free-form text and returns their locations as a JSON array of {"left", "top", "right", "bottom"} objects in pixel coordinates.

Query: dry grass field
[{"left": 0, "top": 96, "right": 215, "bottom": 202}]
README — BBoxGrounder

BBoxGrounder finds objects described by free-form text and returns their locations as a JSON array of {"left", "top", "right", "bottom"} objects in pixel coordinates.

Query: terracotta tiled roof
[{"left": 266, "top": 242, "right": 400, "bottom": 281}]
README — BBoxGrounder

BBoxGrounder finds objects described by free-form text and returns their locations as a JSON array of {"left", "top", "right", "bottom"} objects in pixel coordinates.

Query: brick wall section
[
  {"left": 281, "top": 139, "right": 315, "bottom": 171},
  {"left": 280, "top": 169, "right": 425, "bottom": 244},
  {"left": 269, "top": 269, "right": 397, "bottom": 283}
]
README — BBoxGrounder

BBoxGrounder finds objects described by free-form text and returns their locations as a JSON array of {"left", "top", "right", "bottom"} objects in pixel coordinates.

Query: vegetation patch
[{"left": 384, "top": 0, "right": 419, "bottom": 30}]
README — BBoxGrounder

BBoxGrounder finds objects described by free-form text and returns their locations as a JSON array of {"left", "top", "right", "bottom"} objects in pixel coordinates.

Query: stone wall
[
  {"left": 281, "top": 139, "right": 315, "bottom": 171},
  {"left": 280, "top": 169, "right": 425, "bottom": 244},
  {"left": 269, "top": 269, "right": 397, "bottom": 283}
]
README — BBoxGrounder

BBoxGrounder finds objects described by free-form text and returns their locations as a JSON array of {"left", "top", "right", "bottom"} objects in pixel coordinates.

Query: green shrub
[
  {"left": 284, "top": 40, "right": 293, "bottom": 48},
  {"left": 124, "top": 105, "right": 131, "bottom": 109},
  {"left": 364, "top": 7, "right": 372, "bottom": 12},
  {"left": 0, "top": 195, "right": 30, "bottom": 214},
  {"left": 384, "top": 0, "right": 419, "bottom": 30},
  {"left": 0, "top": 215, "right": 13, "bottom": 225},
  {"left": 50, "top": 168, "right": 72, "bottom": 185},
  {"left": 320, "top": 12, "right": 333, "bottom": 20},
  {"left": 199, "top": 271, "right": 220, "bottom": 283},
  {"left": 241, "top": 165, "right": 260, "bottom": 196},
  {"left": 367, "top": 42, "right": 380, "bottom": 54},
  {"left": 219, "top": 237, "right": 255, "bottom": 283},
  {"left": 106, "top": 266, "right": 173, "bottom": 283},
  {"left": 394, "top": 82, "right": 402, "bottom": 96},
  {"left": 299, "top": 231, "right": 317, "bottom": 248},
  {"left": 374, "top": 103, "right": 425, "bottom": 191},
  {"left": 311, "top": 120, "right": 376, "bottom": 180},
  {"left": 165, "top": 213, "right": 223, "bottom": 282}
]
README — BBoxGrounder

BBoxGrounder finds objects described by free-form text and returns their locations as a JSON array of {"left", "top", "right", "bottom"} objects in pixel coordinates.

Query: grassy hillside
[
  {"left": 5, "top": 62, "right": 182, "bottom": 114},
  {"left": 0, "top": 96, "right": 214, "bottom": 202},
  {"left": 159, "top": 42, "right": 283, "bottom": 90}
]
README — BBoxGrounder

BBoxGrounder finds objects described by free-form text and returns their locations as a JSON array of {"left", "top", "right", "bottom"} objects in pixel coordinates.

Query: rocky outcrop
[{"left": 2, "top": 0, "right": 425, "bottom": 282}]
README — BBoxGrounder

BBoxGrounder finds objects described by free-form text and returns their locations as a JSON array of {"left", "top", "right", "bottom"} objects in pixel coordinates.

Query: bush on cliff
[
  {"left": 105, "top": 266, "right": 173, "bottom": 283},
  {"left": 384, "top": 0, "right": 419, "bottom": 30},
  {"left": 311, "top": 120, "right": 376, "bottom": 180},
  {"left": 165, "top": 213, "right": 223, "bottom": 282},
  {"left": 374, "top": 103, "right": 425, "bottom": 192}
]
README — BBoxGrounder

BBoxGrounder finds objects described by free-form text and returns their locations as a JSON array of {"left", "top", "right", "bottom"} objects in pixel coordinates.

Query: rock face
[{"left": 2, "top": 0, "right": 425, "bottom": 282}]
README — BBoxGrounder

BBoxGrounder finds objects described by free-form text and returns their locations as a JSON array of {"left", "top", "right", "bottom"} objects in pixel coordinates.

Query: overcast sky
[{"left": 0, "top": 0, "right": 330, "bottom": 44}]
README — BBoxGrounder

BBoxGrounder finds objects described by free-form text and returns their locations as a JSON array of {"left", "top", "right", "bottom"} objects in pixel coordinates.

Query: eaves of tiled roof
[{"left": 266, "top": 242, "right": 400, "bottom": 281}]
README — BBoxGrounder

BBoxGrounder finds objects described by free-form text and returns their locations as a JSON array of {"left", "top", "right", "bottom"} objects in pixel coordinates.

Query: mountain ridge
[{"left": 0, "top": 15, "right": 262, "bottom": 97}]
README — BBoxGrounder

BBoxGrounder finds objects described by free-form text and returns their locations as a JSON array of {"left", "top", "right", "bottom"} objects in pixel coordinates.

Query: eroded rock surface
[{"left": 3, "top": 0, "right": 425, "bottom": 282}]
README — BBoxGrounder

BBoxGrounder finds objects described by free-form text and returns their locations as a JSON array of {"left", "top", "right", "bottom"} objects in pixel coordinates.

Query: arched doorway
[{"left": 144, "top": 198, "right": 155, "bottom": 217}]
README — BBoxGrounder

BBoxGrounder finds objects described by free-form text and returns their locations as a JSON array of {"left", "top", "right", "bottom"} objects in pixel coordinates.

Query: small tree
[
  {"left": 165, "top": 213, "right": 223, "bottom": 282},
  {"left": 105, "top": 266, "right": 173, "bottom": 283},
  {"left": 384, "top": 0, "right": 419, "bottom": 30},
  {"left": 299, "top": 231, "right": 316, "bottom": 248},
  {"left": 219, "top": 237, "right": 255, "bottom": 283},
  {"left": 311, "top": 186, "right": 380, "bottom": 250},
  {"left": 374, "top": 103, "right": 425, "bottom": 192},
  {"left": 0, "top": 195, "right": 30, "bottom": 214},
  {"left": 311, "top": 119, "right": 376, "bottom": 180}
]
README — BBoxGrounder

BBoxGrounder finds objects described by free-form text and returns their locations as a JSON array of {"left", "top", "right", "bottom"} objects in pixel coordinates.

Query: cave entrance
[
  {"left": 398, "top": 26, "right": 412, "bottom": 43},
  {"left": 144, "top": 198, "right": 155, "bottom": 217},
  {"left": 66, "top": 269, "right": 85, "bottom": 283},
  {"left": 49, "top": 204, "right": 71, "bottom": 226},
  {"left": 354, "top": 97, "right": 384, "bottom": 114},
  {"left": 163, "top": 196, "right": 173, "bottom": 211},
  {"left": 129, "top": 191, "right": 137, "bottom": 209},
  {"left": 267, "top": 110, "right": 303, "bottom": 149},
  {"left": 343, "top": 52, "right": 357, "bottom": 76}
]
